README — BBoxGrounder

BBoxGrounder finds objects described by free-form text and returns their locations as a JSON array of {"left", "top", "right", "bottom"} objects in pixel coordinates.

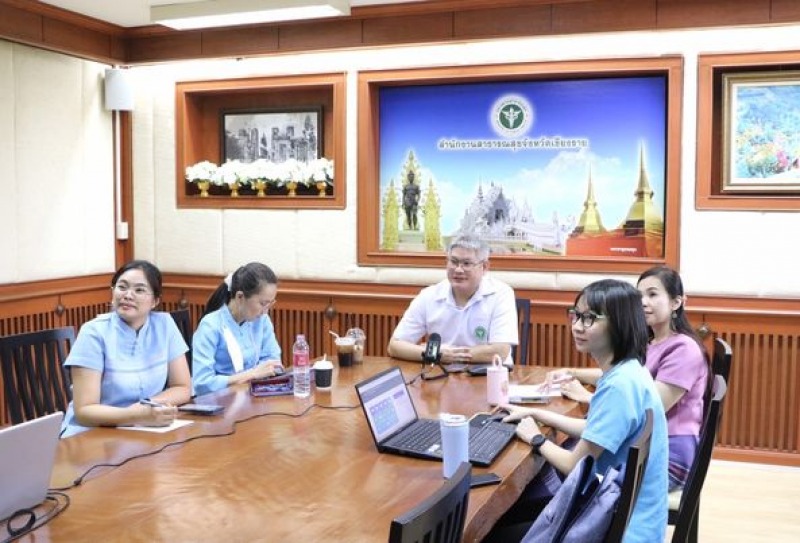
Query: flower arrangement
[
  {"left": 184, "top": 158, "right": 334, "bottom": 196},
  {"left": 185, "top": 160, "right": 218, "bottom": 183},
  {"left": 211, "top": 160, "right": 246, "bottom": 187},
  {"left": 307, "top": 157, "right": 334, "bottom": 185}
]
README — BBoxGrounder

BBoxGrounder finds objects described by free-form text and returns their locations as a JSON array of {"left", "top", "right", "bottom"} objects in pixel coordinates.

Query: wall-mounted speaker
[{"left": 104, "top": 68, "right": 134, "bottom": 111}]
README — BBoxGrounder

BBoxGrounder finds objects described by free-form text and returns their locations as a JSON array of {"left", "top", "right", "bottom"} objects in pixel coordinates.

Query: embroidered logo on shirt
[{"left": 474, "top": 326, "right": 487, "bottom": 341}]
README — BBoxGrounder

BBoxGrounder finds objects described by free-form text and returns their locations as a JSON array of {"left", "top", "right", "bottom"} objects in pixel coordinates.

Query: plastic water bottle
[{"left": 292, "top": 334, "right": 311, "bottom": 398}]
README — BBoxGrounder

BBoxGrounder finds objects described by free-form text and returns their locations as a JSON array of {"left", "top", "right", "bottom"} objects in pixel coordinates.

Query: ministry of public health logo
[{"left": 490, "top": 94, "right": 533, "bottom": 138}]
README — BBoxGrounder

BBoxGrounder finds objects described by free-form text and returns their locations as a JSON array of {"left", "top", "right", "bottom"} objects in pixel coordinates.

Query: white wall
[
  {"left": 0, "top": 41, "right": 114, "bottom": 283},
  {"left": 129, "top": 25, "right": 800, "bottom": 297}
]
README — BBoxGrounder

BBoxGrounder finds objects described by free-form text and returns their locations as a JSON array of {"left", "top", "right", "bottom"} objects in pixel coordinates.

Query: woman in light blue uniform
[
  {"left": 489, "top": 279, "right": 669, "bottom": 543},
  {"left": 61, "top": 260, "right": 192, "bottom": 438},
  {"left": 192, "top": 262, "right": 282, "bottom": 396}
]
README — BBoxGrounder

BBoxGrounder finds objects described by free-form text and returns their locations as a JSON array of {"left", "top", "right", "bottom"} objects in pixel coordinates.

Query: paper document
[
  {"left": 117, "top": 419, "right": 194, "bottom": 433},
  {"left": 508, "top": 383, "right": 562, "bottom": 399}
]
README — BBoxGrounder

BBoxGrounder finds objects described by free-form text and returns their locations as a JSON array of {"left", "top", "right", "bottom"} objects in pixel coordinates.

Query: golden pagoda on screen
[{"left": 566, "top": 147, "right": 664, "bottom": 258}]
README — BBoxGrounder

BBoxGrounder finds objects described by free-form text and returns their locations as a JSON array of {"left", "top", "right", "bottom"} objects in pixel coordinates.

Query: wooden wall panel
[
  {"left": 362, "top": 13, "right": 454, "bottom": 45},
  {"left": 278, "top": 19, "right": 363, "bottom": 52},
  {"left": 656, "top": 0, "right": 771, "bottom": 29},
  {"left": 553, "top": 0, "right": 655, "bottom": 34},
  {"left": 454, "top": 6, "right": 553, "bottom": 39}
]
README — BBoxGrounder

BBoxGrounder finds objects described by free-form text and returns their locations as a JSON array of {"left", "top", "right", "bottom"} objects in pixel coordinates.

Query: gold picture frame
[{"left": 722, "top": 71, "right": 800, "bottom": 193}]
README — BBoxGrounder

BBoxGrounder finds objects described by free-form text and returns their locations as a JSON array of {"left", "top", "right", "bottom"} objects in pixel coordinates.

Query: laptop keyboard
[
  {"left": 388, "top": 420, "right": 441, "bottom": 451},
  {"left": 386, "top": 418, "right": 516, "bottom": 465},
  {"left": 468, "top": 424, "right": 515, "bottom": 464}
]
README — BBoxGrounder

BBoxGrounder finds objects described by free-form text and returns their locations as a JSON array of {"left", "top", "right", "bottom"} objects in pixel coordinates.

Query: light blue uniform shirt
[
  {"left": 191, "top": 305, "right": 282, "bottom": 396},
  {"left": 60, "top": 311, "right": 189, "bottom": 438},
  {"left": 582, "top": 359, "right": 669, "bottom": 543}
]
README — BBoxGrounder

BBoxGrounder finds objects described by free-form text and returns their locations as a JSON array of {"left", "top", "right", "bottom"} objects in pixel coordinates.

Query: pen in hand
[{"left": 139, "top": 398, "right": 165, "bottom": 408}]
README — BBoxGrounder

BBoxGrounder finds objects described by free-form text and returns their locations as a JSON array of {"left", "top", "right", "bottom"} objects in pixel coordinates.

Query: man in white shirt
[{"left": 388, "top": 234, "right": 519, "bottom": 365}]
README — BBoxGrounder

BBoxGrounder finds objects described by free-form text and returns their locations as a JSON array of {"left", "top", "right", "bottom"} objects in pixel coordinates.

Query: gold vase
[
  {"left": 254, "top": 180, "right": 267, "bottom": 197},
  {"left": 286, "top": 181, "right": 298, "bottom": 197},
  {"left": 196, "top": 180, "right": 210, "bottom": 198},
  {"left": 229, "top": 182, "right": 240, "bottom": 198},
  {"left": 316, "top": 181, "right": 328, "bottom": 197}
]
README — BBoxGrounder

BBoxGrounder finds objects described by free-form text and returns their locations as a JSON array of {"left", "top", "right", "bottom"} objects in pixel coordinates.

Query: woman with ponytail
[{"left": 192, "top": 262, "right": 283, "bottom": 396}]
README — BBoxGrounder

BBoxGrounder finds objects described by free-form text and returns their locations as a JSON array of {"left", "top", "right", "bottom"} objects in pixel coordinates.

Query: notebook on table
[
  {"left": 354, "top": 366, "right": 516, "bottom": 467},
  {"left": 0, "top": 411, "right": 64, "bottom": 521}
]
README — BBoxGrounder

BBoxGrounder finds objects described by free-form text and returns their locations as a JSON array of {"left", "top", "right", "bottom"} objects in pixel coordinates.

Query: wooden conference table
[{"left": 33, "top": 357, "right": 577, "bottom": 543}]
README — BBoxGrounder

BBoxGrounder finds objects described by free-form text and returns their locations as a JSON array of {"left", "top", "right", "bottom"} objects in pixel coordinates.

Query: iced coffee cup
[{"left": 335, "top": 337, "right": 356, "bottom": 367}]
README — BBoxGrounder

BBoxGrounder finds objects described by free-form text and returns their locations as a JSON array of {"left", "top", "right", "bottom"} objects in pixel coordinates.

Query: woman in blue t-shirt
[
  {"left": 490, "top": 279, "right": 669, "bottom": 543},
  {"left": 191, "top": 262, "right": 282, "bottom": 396},
  {"left": 61, "top": 260, "right": 192, "bottom": 438}
]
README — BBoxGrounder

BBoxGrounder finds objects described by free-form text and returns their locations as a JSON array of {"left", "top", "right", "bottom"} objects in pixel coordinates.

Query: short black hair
[
  {"left": 575, "top": 279, "right": 648, "bottom": 365},
  {"left": 111, "top": 260, "right": 163, "bottom": 298}
]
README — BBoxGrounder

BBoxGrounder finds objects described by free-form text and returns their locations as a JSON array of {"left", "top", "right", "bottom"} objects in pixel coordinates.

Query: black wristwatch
[{"left": 530, "top": 434, "right": 547, "bottom": 453}]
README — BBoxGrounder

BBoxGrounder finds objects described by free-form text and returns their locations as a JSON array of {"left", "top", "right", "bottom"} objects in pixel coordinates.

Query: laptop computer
[
  {"left": 355, "top": 366, "right": 516, "bottom": 467},
  {"left": 0, "top": 411, "right": 64, "bottom": 521}
]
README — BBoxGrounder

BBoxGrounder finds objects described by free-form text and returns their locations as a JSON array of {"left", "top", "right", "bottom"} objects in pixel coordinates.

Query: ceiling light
[{"left": 151, "top": 0, "right": 351, "bottom": 30}]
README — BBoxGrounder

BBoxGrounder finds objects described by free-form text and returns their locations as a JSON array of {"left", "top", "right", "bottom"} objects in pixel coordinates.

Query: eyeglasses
[
  {"left": 259, "top": 298, "right": 277, "bottom": 309},
  {"left": 567, "top": 308, "right": 607, "bottom": 328},
  {"left": 113, "top": 284, "right": 153, "bottom": 298},
  {"left": 447, "top": 257, "right": 484, "bottom": 271}
]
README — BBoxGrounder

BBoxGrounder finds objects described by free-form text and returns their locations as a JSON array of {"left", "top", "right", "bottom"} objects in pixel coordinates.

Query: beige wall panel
[
  {"left": 0, "top": 41, "right": 17, "bottom": 283},
  {"left": 8, "top": 42, "right": 113, "bottom": 283}
]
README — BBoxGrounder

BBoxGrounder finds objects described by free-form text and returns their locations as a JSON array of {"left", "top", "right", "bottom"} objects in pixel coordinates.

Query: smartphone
[
  {"left": 467, "top": 364, "right": 513, "bottom": 376},
  {"left": 470, "top": 472, "right": 502, "bottom": 488},
  {"left": 178, "top": 404, "right": 225, "bottom": 415},
  {"left": 508, "top": 395, "right": 551, "bottom": 404}
]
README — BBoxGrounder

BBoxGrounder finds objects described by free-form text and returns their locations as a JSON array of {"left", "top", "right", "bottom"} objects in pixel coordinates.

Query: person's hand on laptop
[{"left": 493, "top": 403, "right": 542, "bottom": 424}]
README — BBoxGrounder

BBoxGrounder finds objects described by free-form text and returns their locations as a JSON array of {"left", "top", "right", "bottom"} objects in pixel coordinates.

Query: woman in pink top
[{"left": 549, "top": 266, "right": 709, "bottom": 489}]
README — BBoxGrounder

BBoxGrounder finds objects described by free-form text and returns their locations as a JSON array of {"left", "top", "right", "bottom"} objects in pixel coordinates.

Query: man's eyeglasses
[
  {"left": 447, "top": 257, "right": 484, "bottom": 271},
  {"left": 567, "top": 308, "right": 607, "bottom": 328},
  {"left": 113, "top": 284, "right": 153, "bottom": 298}
]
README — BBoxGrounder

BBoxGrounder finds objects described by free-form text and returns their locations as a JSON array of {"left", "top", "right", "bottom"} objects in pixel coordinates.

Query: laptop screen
[
  {"left": 0, "top": 411, "right": 63, "bottom": 521},
  {"left": 356, "top": 367, "right": 418, "bottom": 443}
]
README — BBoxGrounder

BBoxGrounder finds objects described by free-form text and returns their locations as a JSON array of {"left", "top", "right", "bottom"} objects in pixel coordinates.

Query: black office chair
[
  {"left": 169, "top": 309, "right": 194, "bottom": 373},
  {"left": 669, "top": 374, "right": 728, "bottom": 543},
  {"left": 514, "top": 297, "right": 532, "bottom": 366},
  {"left": 388, "top": 462, "right": 471, "bottom": 543},
  {"left": 604, "top": 408, "right": 654, "bottom": 543},
  {"left": 0, "top": 327, "right": 75, "bottom": 425},
  {"left": 711, "top": 337, "right": 732, "bottom": 385}
]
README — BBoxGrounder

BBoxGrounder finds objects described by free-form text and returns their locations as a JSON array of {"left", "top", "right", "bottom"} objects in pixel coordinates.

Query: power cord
[
  {"left": 2, "top": 491, "right": 70, "bottom": 543},
  {"left": 51, "top": 402, "right": 360, "bottom": 491}
]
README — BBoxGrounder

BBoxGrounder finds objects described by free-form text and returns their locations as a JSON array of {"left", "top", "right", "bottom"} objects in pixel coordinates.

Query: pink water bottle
[{"left": 487, "top": 354, "right": 509, "bottom": 406}]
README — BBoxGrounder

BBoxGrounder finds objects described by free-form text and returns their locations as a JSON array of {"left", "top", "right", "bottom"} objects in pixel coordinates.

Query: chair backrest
[
  {"left": 388, "top": 462, "right": 471, "bottom": 543},
  {"left": 514, "top": 297, "right": 532, "bottom": 365},
  {"left": 711, "top": 337, "right": 732, "bottom": 384},
  {"left": 671, "top": 374, "right": 728, "bottom": 542},
  {"left": 0, "top": 327, "right": 75, "bottom": 425},
  {"left": 604, "top": 408, "right": 654, "bottom": 543},
  {"left": 169, "top": 309, "right": 194, "bottom": 372}
]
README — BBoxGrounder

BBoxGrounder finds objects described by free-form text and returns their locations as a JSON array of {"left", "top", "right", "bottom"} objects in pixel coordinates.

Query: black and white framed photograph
[{"left": 221, "top": 107, "right": 322, "bottom": 164}]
